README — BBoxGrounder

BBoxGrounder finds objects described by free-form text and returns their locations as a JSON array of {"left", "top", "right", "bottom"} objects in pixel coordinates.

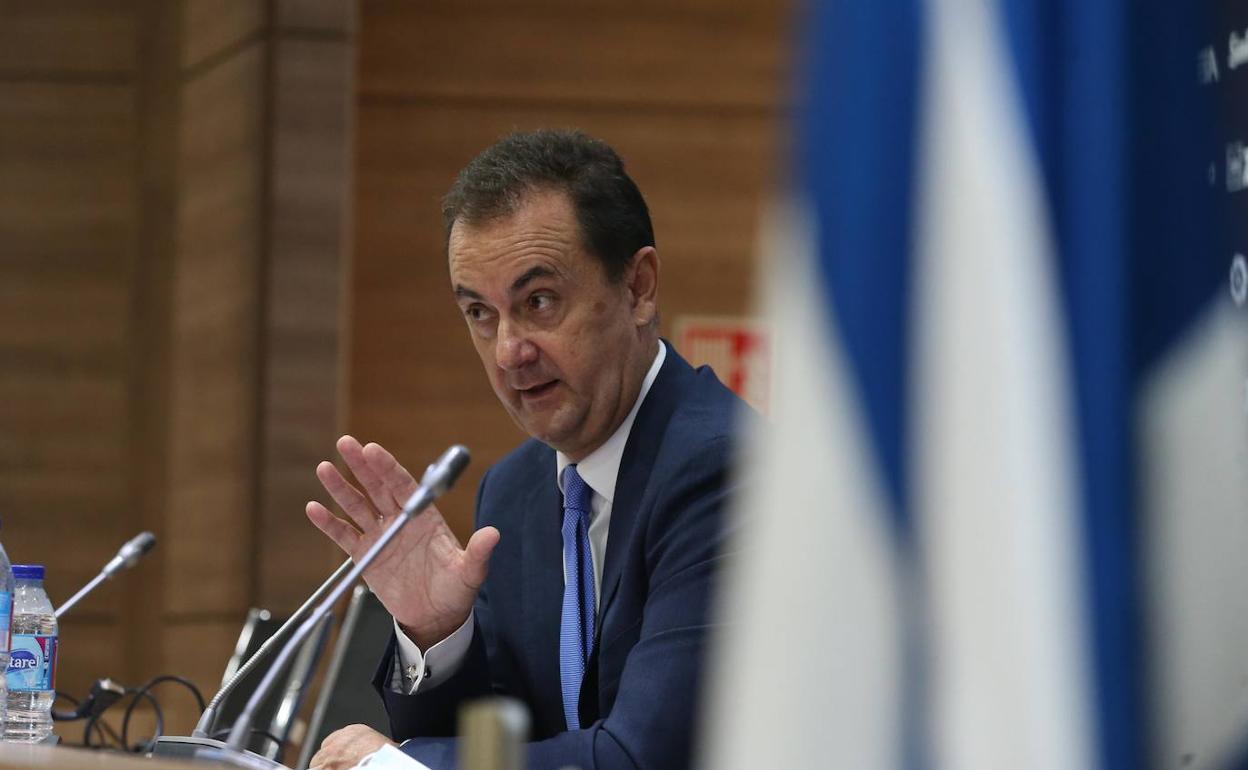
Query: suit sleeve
[{"left": 371, "top": 469, "right": 499, "bottom": 740}]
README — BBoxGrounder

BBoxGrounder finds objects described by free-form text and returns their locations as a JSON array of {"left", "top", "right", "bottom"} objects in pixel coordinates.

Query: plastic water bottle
[
  {"left": 4, "top": 565, "right": 56, "bottom": 742},
  {"left": 0, "top": 538, "right": 13, "bottom": 729}
]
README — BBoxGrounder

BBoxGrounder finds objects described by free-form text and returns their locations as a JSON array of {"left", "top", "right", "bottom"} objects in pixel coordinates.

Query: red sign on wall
[{"left": 674, "top": 316, "right": 771, "bottom": 414}]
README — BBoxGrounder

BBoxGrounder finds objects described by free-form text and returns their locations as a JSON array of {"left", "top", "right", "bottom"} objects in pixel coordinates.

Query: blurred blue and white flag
[{"left": 702, "top": 1, "right": 1246, "bottom": 769}]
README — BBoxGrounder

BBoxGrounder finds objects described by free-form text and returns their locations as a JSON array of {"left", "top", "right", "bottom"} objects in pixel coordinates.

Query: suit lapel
[
  {"left": 519, "top": 447, "right": 564, "bottom": 721},
  {"left": 597, "top": 347, "right": 691, "bottom": 621}
]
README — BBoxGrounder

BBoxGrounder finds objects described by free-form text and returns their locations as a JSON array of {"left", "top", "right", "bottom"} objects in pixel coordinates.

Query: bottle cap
[{"left": 12, "top": 565, "right": 44, "bottom": 581}]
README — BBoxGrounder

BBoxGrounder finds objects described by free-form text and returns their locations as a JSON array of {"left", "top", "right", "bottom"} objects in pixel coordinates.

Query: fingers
[
  {"left": 361, "top": 441, "right": 422, "bottom": 511},
  {"left": 306, "top": 501, "right": 360, "bottom": 555},
  {"left": 338, "top": 436, "right": 403, "bottom": 518},
  {"left": 308, "top": 725, "right": 346, "bottom": 770},
  {"left": 315, "top": 460, "right": 380, "bottom": 533},
  {"left": 461, "top": 526, "right": 501, "bottom": 587},
  {"left": 310, "top": 725, "right": 391, "bottom": 770},
  {"left": 308, "top": 743, "right": 328, "bottom": 770}
]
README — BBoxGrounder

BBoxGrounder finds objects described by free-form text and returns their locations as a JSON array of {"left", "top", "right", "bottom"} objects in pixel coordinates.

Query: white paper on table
[{"left": 349, "top": 743, "right": 432, "bottom": 770}]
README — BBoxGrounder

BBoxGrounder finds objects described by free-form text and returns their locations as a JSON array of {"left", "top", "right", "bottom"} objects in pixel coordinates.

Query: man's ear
[{"left": 625, "top": 246, "right": 659, "bottom": 327}]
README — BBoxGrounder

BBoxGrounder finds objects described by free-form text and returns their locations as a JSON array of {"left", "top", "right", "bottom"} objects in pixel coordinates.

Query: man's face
[{"left": 449, "top": 190, "right": 657, "bottom": 460}]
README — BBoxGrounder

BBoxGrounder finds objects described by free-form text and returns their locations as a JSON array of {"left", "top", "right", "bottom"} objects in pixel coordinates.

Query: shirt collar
[{"left": 556, "top": 341, "right": 667, "bottom": 503}]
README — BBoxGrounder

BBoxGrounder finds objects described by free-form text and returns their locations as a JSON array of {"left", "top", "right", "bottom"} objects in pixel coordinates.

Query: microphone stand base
[{"left": 149, "top": 735, "right": 289, "bottom": 769}]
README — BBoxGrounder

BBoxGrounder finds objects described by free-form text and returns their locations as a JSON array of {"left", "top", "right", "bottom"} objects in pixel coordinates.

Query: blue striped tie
[{"left": 559, "top": 464, "right": 596, "bottom": 730}]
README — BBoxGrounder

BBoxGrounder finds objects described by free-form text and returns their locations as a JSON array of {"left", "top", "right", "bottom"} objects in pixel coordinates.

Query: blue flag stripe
[{"left": 797, "top": 0, "right": 924, "bottom": 537}]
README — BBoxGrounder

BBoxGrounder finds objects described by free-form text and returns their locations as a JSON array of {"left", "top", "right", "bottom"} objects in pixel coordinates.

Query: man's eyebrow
[
  {"left": 453, "top": 285, "right": 483, "bottom": 300},
  {"left": 510, "top": 266, "right": 558, "bottom": 293}
]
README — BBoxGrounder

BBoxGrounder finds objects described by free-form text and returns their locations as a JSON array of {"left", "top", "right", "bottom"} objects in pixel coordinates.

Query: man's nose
[{"left": 495, "top": 321, "right": 538, "bottom": 371}]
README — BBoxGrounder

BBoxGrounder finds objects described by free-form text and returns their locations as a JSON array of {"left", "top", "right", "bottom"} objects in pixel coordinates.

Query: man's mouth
[{"left": 516, "top": 380, "right": 559, "bottom": 400}]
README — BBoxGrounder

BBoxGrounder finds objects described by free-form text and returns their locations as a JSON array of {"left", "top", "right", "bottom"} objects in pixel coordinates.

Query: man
[{"left": 307, "top": 130, "right": 745, "bottom": 770}]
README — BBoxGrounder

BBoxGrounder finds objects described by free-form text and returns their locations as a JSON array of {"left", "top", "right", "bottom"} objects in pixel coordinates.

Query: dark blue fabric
[
  {"left": 998, "top": 1, "right": 1221, "bottom": 767},
  {"left": 798, "top": 0, "right": 924, "bottom": 534},
  {"left": 797, "top": 4, "right": 926, "bottom": 767},
  {"left": 371, "top": 347, "right": 746, "bottom": 770}
]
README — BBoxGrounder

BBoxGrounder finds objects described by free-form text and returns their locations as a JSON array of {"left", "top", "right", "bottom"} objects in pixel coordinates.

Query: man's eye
[
  {"left": 465, "top": 305, "right": 490, "bottom": 321},
  {"left": 529, "top": 293, "right": 554, "bottom": 311}
]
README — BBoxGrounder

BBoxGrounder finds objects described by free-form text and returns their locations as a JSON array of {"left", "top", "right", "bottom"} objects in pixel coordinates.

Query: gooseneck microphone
[
  {"left": 150, "top": 559, "right": 356, "bottom": 761},
  {"left": 181, "top": 445, "right": 470, "bottom": 769},
  {"left": 192, "top": 558, "right": 355, "bottom": 738},
  {"left": 55, "top": 532, "right": 157, "bottom": 619}
]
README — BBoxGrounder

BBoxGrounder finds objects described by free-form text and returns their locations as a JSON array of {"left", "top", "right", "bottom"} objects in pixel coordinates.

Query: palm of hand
[
  {"left": 358, "top": 508, "right": 482, "bottom": 644},
  {"left": 306, "top": 436, "right": 500, "bottom": 649}
]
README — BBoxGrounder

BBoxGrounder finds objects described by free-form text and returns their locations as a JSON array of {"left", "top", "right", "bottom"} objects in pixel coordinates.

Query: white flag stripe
[
  {"left": 1141, "top": 301, "right": 1248, "bottom": 770},
  {"left": 700, "top": 200, "right": 904, "bottom": 770},
  {"left": 913, "top": 0, "right": 1093, "bottom": 768}
]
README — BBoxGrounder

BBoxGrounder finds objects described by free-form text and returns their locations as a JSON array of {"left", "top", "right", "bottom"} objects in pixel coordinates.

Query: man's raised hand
[{"left": 305, "top": 435, "right": 500, "bottom": 649}]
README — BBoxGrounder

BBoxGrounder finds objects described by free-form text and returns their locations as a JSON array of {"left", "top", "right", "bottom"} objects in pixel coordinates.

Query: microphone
[
  {"left": 103, "top": 531, "right": 157, "bottom": 578},
  {"left": 148, "top": 558, "right": 354, "bottom": 763},
  {"left": 221, "top": 445, "right": 470, "bottom": 755},
  {"left": 159, "top": 445, "right": 470, "bottom": 769},
  {"left": 194, "top": 559, "right": 355, "bottom": 737},
  {"left": 55, "top": 532, "right": 157, "bottom": 619}
]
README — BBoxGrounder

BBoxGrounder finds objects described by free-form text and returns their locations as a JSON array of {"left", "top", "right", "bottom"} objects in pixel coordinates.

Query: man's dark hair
[{"left": 442, "top": 129, "right": 655, "bottom": 282}]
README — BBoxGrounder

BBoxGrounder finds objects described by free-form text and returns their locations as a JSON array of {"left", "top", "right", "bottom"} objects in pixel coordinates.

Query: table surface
[{"left": 0, "top": 743, "right": 193, "bottom": 769}]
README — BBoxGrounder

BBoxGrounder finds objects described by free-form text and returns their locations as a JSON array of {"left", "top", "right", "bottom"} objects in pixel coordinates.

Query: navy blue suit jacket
[{"left": 372, "top": 347, "right": 744, "bottom": 770}]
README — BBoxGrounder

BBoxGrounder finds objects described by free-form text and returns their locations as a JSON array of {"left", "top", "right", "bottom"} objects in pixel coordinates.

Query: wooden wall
[
  {"left": 350, "top": 0, "right": 791, "bottom": 537},
  {"left": 0, "top": 0, "right": 140, "bottom": 715},
  {"left": 0, "top": 0, "right": 353, "bottom": 740},
  {"left": 0, "top": 0, "right": 790, "bottom": 747}
]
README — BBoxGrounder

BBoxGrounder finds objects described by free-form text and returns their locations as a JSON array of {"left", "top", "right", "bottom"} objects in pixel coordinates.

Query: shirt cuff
[
  {"left": 390, "top": 612, "right": 474, "bottom": 695},
  {"left": 353, "top": 743, "right": 432, "bottom": 769}
]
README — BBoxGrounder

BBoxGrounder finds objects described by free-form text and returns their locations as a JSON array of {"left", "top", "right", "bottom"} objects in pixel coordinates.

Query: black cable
[
  {"left": 53, "top": 686, "right": 121, "bottom": 748},
  {"left": 83, "top": 713, "right": 123, "bottom": 750},
  {"left": 56, "top": 687, "right": 122, "bottom": 749},
  {"left": 61, "top": 689, "right": 104, "bottom": 749},
  {"left": 122, "top": 674, "right": 205, "bottom": 752},
  {"left": 134, "top": 674, "right": 205, "bottom": 712},
  {"left": 87, "top": 713, "right": 124, "bottom": 748},
  {"left": 119, "top": 687, "right": 164, "bottom": 752},
  {"left": 83, "top": 711, "right": 120, "bottom": 750},
  {"left": 93, "top": 715, "right": 124, "bottom": 747},
  {"left": 82, "top": 714, "right": 99, "bottom": 748},
  {"left": 54, "top": 673, "right": 209, "bottom": 752},
  {"left": 52, "top": 690, "right": 81, "bottom": 723}
]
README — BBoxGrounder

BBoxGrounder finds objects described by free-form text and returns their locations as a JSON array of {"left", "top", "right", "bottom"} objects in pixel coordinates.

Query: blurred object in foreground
[
  {"left": 458, "top": 698, "right": 528, "bottom": 770},
  {"left": 701, "top": 1, "right": 1244, "bottom": 769}
]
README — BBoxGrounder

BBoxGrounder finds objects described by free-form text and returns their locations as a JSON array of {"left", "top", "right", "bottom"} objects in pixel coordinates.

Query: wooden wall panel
[
  {"left": 124, "top": 0, "right": 183, "bottom": 687},
  {"left": 159, "top": 0, "right": 353, "bottom": 714},
  {"left": 0, "top": 0, "right": 136, "bottom": 76},
  {"left": 0, "top": 77, "right": 135, "bottom": 707},
  {"left": 359, "top": 0, "right": 787, "bottom": 110},
  {"left": 161, "top": 620, "right": 242, "bottom": 734},
  {"left": 1, "top": 0, "right": 353, "bottom": 741},
  {"left": 258, "top": 23, "right": 355, "bottom": 609},
  {"left": 164, "top": 44, "right": 267, "bottom": 618},
  {"left": 181, "top": 0, "right": 266, "bottom": 72},
  {"left": 351, "top": 0, "right": 789, "bottom": 539},
  {"left": 277, "top": 0, "right": 355, "bottom": 32}
]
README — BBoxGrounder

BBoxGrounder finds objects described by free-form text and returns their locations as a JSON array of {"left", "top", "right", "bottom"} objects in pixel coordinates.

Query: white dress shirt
[{"left": 391, "top": 342, "right": 667, "bottom": 694}]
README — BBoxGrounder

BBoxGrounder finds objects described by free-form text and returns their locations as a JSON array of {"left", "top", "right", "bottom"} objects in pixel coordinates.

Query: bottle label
[
  {"left": 0, "top": 593, "right": 10, "bottom": 652},
  {"left": 6, "top": 634, "right": 56, "bottom": 692}
]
